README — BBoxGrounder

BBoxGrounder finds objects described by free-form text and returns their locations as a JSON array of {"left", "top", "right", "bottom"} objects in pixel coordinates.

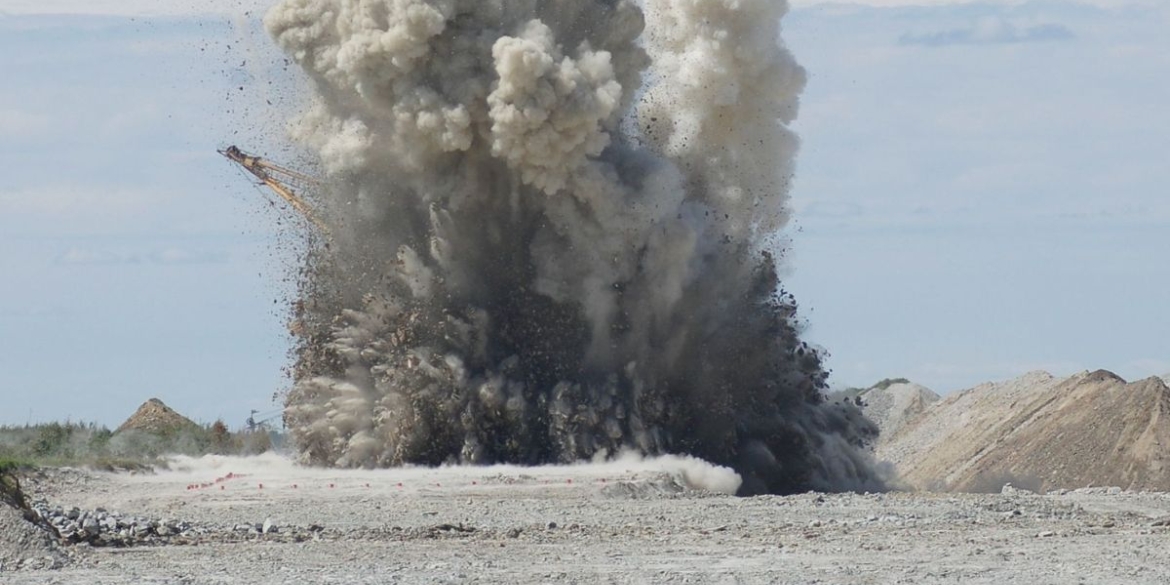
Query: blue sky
[
  {"left": 1, "top": 0, "right": 1166, "bottom": 427},
  {"left": 782, "top": 0, "right": 1169, "bottom": 389}
]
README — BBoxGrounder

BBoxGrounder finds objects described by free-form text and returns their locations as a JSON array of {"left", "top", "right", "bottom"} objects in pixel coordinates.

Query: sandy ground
[{"left": 10, "top": 454, "right": 1170, "bottom": 584}]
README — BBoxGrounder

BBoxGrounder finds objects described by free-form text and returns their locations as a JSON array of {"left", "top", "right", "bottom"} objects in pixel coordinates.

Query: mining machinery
[{"left": 219, "top": 145, "right": 330, "bottom": 237}]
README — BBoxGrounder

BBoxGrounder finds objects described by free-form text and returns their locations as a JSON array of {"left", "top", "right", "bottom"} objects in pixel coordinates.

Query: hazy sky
[{"left": 1, "top": 0, "right": 1166, "bottom": 427}]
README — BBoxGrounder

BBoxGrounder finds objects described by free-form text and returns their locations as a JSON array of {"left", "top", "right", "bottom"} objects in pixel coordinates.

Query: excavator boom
[{"left": 219, "top": 145, "right": 330, "bottom": 237}]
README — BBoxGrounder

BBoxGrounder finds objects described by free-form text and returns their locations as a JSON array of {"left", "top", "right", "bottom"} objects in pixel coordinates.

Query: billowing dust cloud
[{"left": 265, "top": 0, "right": 881, "bottom": 495}]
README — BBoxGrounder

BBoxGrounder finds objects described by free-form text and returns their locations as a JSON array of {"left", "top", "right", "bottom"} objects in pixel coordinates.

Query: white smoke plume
[{"left": 264, "top": 0, "right": 881, "bottom": 495}]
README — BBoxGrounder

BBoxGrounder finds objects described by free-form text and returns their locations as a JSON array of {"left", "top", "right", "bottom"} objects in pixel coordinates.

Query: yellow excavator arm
[{"left": 219, "top": 145, "right": 330, "bottom": 237}]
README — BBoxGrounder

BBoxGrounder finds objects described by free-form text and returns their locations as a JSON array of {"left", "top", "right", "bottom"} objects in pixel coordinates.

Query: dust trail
[
  {"left": 161, "top": 452, "right": 742, "bottom": 494},
  {"left": 263, "top": 0, "right": 881, "bottom": 495}
]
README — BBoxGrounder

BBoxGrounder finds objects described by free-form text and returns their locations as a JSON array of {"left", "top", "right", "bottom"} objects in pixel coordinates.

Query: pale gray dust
[{"left": 265, "top": 0, "right": 881, "bottom": 495}]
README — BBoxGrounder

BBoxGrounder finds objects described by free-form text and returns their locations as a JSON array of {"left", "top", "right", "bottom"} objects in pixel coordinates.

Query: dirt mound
[
  {"left": 116, "top": 398, "right": 198, "bottom": 435},
  {"left": 875, "top": 370, "right": 1170, "bottom": 492},
  {"left": 1, "top": 472, "right": 64, "bottom": 572},
  {"left": 856, "top": 380, "right": 939, "bottom": 438}
]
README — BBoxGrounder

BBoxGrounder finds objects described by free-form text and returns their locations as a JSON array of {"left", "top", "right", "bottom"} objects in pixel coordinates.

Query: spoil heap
[
  {"left": 853, "top": 380, "right": 939, "bottom": 439},
  {"left": 0, "top": 468, "right": 64, "bottom": 572},
  {"left": 115, "top": 398, "right": 198, "bottom": 435},
  {"left": 871, "top": 370, "right": 1170, "bottom": 492}
]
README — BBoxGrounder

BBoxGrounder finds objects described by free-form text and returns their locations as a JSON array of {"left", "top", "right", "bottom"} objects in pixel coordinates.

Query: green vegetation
[
  {"left": 833, "top": 377, "right": 914, "bottom": 400},
  {"left": 1, "top": 457, "right": 29, "bottom": 511},
  {"left": 0, "top": 420, "right": 283, "bottom": 470},
  {"left": 0, "top": 456, "right": 33, "bottom": 474},
  {"left": 869, "top": 378, "right": 911, "bottom": 391}
]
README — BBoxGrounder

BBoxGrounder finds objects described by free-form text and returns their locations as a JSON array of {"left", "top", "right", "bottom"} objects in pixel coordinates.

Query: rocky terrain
[
  {"left": 5, "top": 455, "right": 1170, "bottom": 583},
  {"left": 0, "top": 469, "right": 65, "bottom": 572},
  {"left": 860, "top": 370, "right": 1170, "bottom": 493},
  {"left": 7, "top": 370, "right": 1170, "bottom": 582}
]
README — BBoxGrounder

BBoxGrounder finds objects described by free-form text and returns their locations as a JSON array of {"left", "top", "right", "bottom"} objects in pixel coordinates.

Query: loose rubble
[
  {"left": 0, "top": 471, "right": 66, "bottom": 572},
  {"left": 6, "top": 460, "right": 1170, "bottom": 582},
  {"left": 25, "top": 500, "right": 492, "bottom": 550},
  {"left": 30, "top": 501, "right": 263, "bottom": 547},
  {"left": 0, "top": 504, "right": 65, "bottom": 572}
]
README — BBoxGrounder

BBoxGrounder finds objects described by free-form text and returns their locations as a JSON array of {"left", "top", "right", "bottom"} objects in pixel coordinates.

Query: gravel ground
[{"left": 7, "top": 455, "right": 1170, "bottom": 584}]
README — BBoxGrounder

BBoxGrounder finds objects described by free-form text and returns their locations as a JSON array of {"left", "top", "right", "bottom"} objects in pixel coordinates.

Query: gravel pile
[
  {"left": 31, "top": 502, "right": 209, "bottom": 547},
  {"left": 26, "top": 500, "right": 345, "bottom": 548},
  {"left": 855, "top": 380, "right": 940, "bottom": 438},
  {"left": 25, "top": 498, "right": 522, "bottom": 551},
  {"left": 0, "top": 503, "right": 66, "bottom": 572},
  {"left": 0, "top": 474, "right": 66, "bottom": 573},
  {"left": 869, "top": 370, "right": 1170, "bottom": 492}
]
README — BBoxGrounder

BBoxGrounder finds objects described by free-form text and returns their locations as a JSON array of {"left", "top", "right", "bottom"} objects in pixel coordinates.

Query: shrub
[
  {"left": 0, "top": 419, "right": 284, "bottom": 468},
  {"left": 33, "top": 422, "right": 72, "bottom": 458}
]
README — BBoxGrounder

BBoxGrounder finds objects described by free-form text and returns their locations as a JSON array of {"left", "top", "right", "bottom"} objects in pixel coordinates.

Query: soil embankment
[{"left": 862, "top": 370, "right": 1170, "bottom": 492}]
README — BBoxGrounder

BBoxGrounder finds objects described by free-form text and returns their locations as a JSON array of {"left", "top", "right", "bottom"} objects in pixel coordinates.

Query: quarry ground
[{"left": 9, "top": 455, "right": 1170, "bottom": 584}]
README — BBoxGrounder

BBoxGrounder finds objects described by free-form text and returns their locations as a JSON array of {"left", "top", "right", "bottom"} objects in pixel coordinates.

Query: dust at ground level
[{"left": 7, "top": 457, "right": 1170, "bottom": 584}]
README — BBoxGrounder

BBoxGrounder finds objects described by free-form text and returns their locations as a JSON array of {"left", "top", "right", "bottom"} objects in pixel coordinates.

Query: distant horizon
[{"left": 9, "top": 367, "right": 1170, "bottom": 430}]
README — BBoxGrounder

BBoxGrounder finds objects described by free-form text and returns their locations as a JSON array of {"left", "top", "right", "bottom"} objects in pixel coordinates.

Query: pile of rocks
[
  {"left": 29, "top": 502, "right": 211, "bottom": 547},
  {"left": 28, "top": 501, "right": 330, "bottom": 548}
]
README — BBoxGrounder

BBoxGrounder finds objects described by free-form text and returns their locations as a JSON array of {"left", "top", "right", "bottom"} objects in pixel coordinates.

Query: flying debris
[
  {"left": 219, "top": 145, "right": 330, "bottom": 238},
  {"left": 256, "top": 0, "right": 882, "bottom": 495},
  {"left": 246, "top": 408, "right": 285, "bottom": 432}
]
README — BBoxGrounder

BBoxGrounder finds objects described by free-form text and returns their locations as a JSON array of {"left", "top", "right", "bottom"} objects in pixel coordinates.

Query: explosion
[{"left": 265, "top": 0, "right": 881, "bottom": 495}]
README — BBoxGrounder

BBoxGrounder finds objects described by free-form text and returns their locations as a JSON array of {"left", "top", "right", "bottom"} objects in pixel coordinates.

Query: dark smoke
[{"left": 264, "top": 0, "right": 882, "bottom": 495}]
